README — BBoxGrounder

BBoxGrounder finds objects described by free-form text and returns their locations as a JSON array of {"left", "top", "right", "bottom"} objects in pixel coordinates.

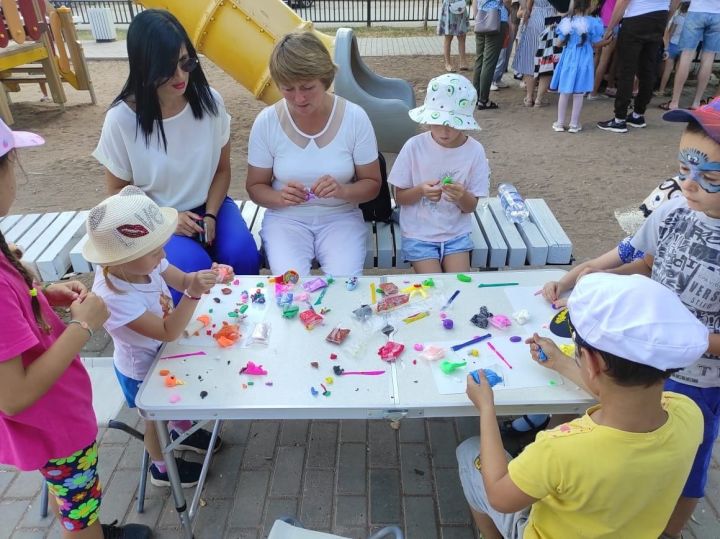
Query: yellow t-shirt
[{"left": 508, "top": 392, "right": 703, "bottom": 539}]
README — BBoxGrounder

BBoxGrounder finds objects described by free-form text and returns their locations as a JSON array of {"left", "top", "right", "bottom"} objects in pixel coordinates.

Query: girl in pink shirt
[{"left": 0, "top": 120, "right": 151, "bottom": 539}]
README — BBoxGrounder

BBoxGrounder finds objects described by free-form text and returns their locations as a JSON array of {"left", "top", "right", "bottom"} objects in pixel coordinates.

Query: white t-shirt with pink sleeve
[{"left": 388, "top": 131, "right": 490, "bottom": 243}]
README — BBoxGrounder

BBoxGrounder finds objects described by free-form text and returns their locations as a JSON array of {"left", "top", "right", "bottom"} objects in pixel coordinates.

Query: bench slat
[
  {"left": 70, "top": 234, "right": 92, "bottom": 274},
  {"left": 526, "top": 199, "right": 572, "bottom": 264},
  {"left": 36, "top": 211, "right": 88, "bottom": 281},
  {"left": 0, "top": 214, "right": 23, "bottom": 234},
  {"left": 476, "top": 205, "right": 507, "bottom": 268},
  {"left": 23, "top": 212, "right": 77, "bottom": 276},
  {"left": 469, "top": 211, "right": 489, "bottom": 268},
  {"left": 364, "top": 222, "right": 376, "bottom": 269},
  {"left": 5, "top": 213, "right": 41, "bottom": 243},
  {"left": 15, "top": 212, "right": 60, "bottom": 251},
  {"left": 376, "top": 222, "right": 394, "bottom": 269},
  {"left": 517, "top": 219, "right": 549, "bottom": 266},
  {"left": 487, "top": 199, "right": 527, "bottom": 268}
]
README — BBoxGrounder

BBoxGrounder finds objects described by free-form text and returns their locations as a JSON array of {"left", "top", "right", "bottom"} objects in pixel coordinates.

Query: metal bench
[{"left": 0, "top": 198, "right": 572, "bottom": 280}]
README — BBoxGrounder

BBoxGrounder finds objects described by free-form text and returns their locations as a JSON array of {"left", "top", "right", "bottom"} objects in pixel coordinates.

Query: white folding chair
[{"left": 269, "top": 518, "right": 404, "bottom": 539}]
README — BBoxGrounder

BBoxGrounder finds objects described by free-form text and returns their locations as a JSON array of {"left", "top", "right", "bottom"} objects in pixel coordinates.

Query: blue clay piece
[
  {"left": 538, "top": 348, "right": 548, "bottom": 361},
  {"left": 471, "top": 369, "right": 504, "bottom": 387},
  {"left": 310, "top": 387, "right": 319, "bottom": 397},
  {"left": 442, "top": 319, "right": 454, "bottom": 330},
  {"left": 510, "top": 336, "right": 522, "bottom": 343}
]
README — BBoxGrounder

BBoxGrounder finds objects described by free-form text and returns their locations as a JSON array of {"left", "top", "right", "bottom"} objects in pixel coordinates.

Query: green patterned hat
[{"left": 408, "top": 73, "right": 480, "bottom": 131}]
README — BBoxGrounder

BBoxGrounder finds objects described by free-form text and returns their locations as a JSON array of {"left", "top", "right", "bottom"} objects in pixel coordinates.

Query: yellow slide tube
[{"left": 135, "top": 0, "right": 334, "bottom": 104}]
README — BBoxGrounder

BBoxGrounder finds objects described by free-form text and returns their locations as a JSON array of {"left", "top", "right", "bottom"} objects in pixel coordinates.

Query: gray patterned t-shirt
[{"left": 631, "top": 197, "right": 720, "bottom": 388}]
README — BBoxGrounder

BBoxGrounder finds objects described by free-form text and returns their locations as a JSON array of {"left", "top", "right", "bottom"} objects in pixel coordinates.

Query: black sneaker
[
  {"left": 626, "top": 114, "right": 647, "bottom": 128},
  {"left": 150, "top": 458, "right": 202, "bottom": 488},
  {"left": 102, "top": 520, "right": 153, "bottom": 539},
  {"left": 597, "top": 118, "right": 628, "bottom": 133},
  {"left": 170, "top": 428, "right": 223, "bottom": 454}
]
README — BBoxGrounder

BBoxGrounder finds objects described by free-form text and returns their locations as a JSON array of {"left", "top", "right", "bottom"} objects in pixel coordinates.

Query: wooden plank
[
  {"left": 22, "top": 211, "right": 76, "bottom": 275},
  {"left": 5, "top": 213, "right": 41, "bottom": 243},
  {"left": 15, "top": 212, "right": 59, "bottom": 251},
  {"left": 0, "top": 214, "right": 22, "bottom": 234},
  {"left": 69, "top": 234, "right": 92, "bottom": 274},
  {"left": 468, "top": 209, "right": 488, "bottom": 268},
  {"left": 517, "top": 219, "right": 549, "bottom": 266},
  {"left": 376, "top": 221, "right": 394, "bottom": 269},
  {"left": 390, "top": 224, "right": 410, "bottom": 270},
  {"left": 476, "top": 205, "right": 507, "bottom": 268},
  {"left": 364, "top": 222, "right": 376, "bottom": 269},
  {"left": 526, "top": 199, "right": 573, "bottom": 264},
  {"left": 487, "top": 199, "right": 527, "bottom": 268},
  {"left": 240, "top": 201, "right": 262, "bottom": 251},
  {"left": 36, "top": 211, "right": 88, "bottom": 281}
]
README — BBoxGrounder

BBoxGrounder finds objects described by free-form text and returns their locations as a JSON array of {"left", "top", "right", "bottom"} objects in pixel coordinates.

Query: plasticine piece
[
  {"left": 440, "top": 360, "right": 467, "bottom": 374},
  {"left": 303, "top": 277, "right": 327, "bottom": 293},
  {"left": 216, "top": 266, "right": 229, "bottom": 283},
  {"left": 200, "top": 391, "right": 208, "bottom": 399},
  {"left": 300, "top": 309, "right": 324, "bottom": 330},
  {"left": 238, "top": 304, "right": 249, "bottom": 314},
  {"left": 311, "top": 387, "right": 319, "bottom": 397},
  {"left": 311, "top": 361, "right": 319, "bottom": 368},
  {"left": 422, "top": 278, "right": 435, "bottom": 287},
  {"left": 277, "top": 291, "right": 294, "bottom": 307},
  {"left": 419, "top": 345, "right": 446, "bottom": 361},
  {"left": 346, "top": 277, "right": 358, "bottom": 291},
  {"left": 442, "top": 175, "right": 454, "bottom": 185},
  {"left": 165, "top": 375, "right": 185, "bottom": 387},
  {"left": 266, "top": 382, "right": 273, "bottom": 386},
  {"left": 169, "top": 394, "right": 181, "bottom": 403},
  {"left": 378, "top": 282, "right": 399, "bottom": 296},
  {"left": 184, "top": 314, "right": 212, "bottom": 337},
  {"left": 251, "top": 289, "right": 266, "bottom": 304},
  {"left": 256, "top": 282, "right": 264, "bottom": 288},
  {"left": 353, "top": 304, "right": 373, "bottom": 321},
  {"left": 325, "top": 377, "right": 334, "bottom": 385},
  {"left": 413, "top": 343, "right": 424, "bottom": 351},
  {"left": 159, "top": 369, "right": 170, "bottom": 376},
  {"left": 323, "top": 391, "right": 332, "bottom": 397},
  {"left": 330, "top": 353, "right": 338, "bottom": 360},
  {"left": 442, "top": 319, "right": 454, "bottom": 330},
  {"left": 470, "top": 369, "right": 504, "bottom": 387},
  {"left": 326, "top": 327, "right": 350, "bottom": 345},
  {"left": 282, "top": 304, "right": 300, "bottom": 319},
  {"left": 489, "top": 315, "right": 512, "bottom": 329},
  {"left": 512, "top": 309, "right": 530, "bottom": 325},
  {"left": 233, "top": 279, "right": 240, "bottom": 286},
  {"left": 295, "top": 291, "right": 310, "bottom": 302},
  {"left": 333, "top": 366, "right": 344, "bottom": 375},
  {"left": 510, "top": 336, "right": 522, "bottom": 343},
  {"left": 240, "top": 290, "right": 249, "bottom": 303},
  {"left": 457, "top": 273, "right": 472, "bottom": 283},
  {"left": 471, "top": 314, "right": 489, "bottom": 329},
  {"left": 240, "top": 361, "right": 268, "bottom": 375},
  {"left": 320, "top": 307, "right": 331, "bottom": 315},
  {"left": 213, "top": 322, "right": 241, "bottom": 348},
  {"left": 376, "top": 293, "right": 410, "bottom": 313},
  {"left": 221, "top": 287, "right": 232, "bottom": 295},
  {"left": 467, "top": 348, "right": 479, "bottom": 357},
  {"left": 213, "top": 297, "right": 221, "bottom": 303},
  {"left": 378, "top": 341, "right": 405, "bottom": 362},
  {"left": 228, "top": 311, "right": 239, "bottom": 318}
]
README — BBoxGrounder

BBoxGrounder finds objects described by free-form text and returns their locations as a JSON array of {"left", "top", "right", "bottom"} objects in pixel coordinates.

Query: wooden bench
[{"left": 0, "top": 198, "right": 572, "bottom": 281}]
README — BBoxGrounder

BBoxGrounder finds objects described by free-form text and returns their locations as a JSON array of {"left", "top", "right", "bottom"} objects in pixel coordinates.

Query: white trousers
[{"left": 260, "top": 209, "right": 367, "bottom": 277}]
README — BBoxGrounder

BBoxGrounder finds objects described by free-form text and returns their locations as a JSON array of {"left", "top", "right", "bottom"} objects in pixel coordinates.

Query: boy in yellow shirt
[{"left": 457, "top": 273, "right": 706, "bottom": 539}]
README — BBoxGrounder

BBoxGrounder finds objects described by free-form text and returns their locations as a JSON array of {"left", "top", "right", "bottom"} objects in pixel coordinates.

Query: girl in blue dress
[{"left": 550, "top": 0, "right": 609, "bottom": 133}]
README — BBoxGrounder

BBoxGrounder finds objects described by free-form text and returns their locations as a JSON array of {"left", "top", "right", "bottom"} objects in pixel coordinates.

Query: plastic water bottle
[{"left": 497, "top": 183, "right": 530, "bottom": 223}]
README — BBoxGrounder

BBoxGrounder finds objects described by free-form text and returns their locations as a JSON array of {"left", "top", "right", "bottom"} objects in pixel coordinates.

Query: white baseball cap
[
  {"left": 567, "top": 273, "right": 708, "bottom": 370},
  {"left": 0, "top": 119, "right": 44, "bottom": 158},
  {"left": 408, "top": 74, "right": 480, "bottom": 131},
  {"left": 83, "top": 186, "right": 178, "bottom": 266}
]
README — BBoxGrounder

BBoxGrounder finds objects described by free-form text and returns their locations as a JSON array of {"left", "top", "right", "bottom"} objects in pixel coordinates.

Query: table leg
[{"left": 156, "top": 420, "right": 194, "bottom": 539}]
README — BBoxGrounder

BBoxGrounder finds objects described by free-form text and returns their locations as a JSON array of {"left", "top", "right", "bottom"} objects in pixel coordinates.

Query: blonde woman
[{"left": 246, "top": 32, "right": 381, "bottom": 277}]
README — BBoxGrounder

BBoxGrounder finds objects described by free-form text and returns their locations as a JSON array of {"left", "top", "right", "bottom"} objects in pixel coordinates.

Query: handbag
[
  {"left": 475, "top": 8, "right": 501, "bottom": 34},
  {"left": 449, "top": 0, "right": 466, "bottom": 15}
]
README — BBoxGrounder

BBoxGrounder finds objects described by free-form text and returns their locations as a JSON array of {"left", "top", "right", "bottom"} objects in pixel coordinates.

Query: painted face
[
  {"left": 279, "top": 79, "right": 327, "bottom": 116},
  {"left": 429, "top": 124, "right": 466, "bottom": 148},
  {"left": 0, "top": 159, "right": 17, "bottom": 216},
  {"left": 156, "top": 45, "right": 197, "bottom": 102},
  {"left": 677, "top": 131, "right": 720, "bottom": 218}
]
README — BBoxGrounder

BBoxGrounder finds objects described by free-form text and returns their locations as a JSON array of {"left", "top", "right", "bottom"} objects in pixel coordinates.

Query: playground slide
[{"left": 136, "top": 0, "right": 416, "bottom": 153}]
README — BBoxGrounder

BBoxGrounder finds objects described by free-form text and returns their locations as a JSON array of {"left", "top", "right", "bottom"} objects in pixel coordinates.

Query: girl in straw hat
[{"left": 84, "top": 185, "right": 228, "bottom": 489}]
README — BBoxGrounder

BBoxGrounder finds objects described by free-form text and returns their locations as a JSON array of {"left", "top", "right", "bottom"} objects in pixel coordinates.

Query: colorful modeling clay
[
  {"left": 240, "top": 361, "right": 267, "bottom": 375},
  {"left": 471, "top": 368, "right": 503, "bottom": 387},
  {"left": 311, "top": 387, "right": 319, "bottom": 397},
  {"left": 213, "top": 322, "right": 241, "bottom": 348},
  {"left": 303, "top": 277, "right": 327, "bottom": 292},
  {"left": 468, "top": 348, "right": 479, "bottom": 357},
  {"left": 159, "top": 369, "right": 170, "bottom": 376},
  {"left": 326, "top": 327, "right": 351, "bottom": 344},
  {"left": 271, "top": 270, "right": 299, "bottom": 285},
  {"left": 440, "top": 360, "right": 467, "bottom": 374},
  {"left": 457, "top": 273, "right": 472, "bottom": 283},
  {"left": 419, "top": 345, "right": 445, "bottom": 361},
  {"left": 378, "top": 282, "right": 399, "bottom": 296},
  {"left": 169, "top": 394, "right": 182, "bottom": 403},
  {"left": 282, "top": 304, "right": 299, "bottom": 319},
  {"left": 512, "top": 309, "right": 530, "bottom": 325},
  {"left": 470, "top": 306, "right": 493, "bottom": 329},
  {"left": 311, "top": 361, "right": 319, "bottom": 368},
  {"left": 413, "top": 343, "right": 424, "bottom": 351},
  {"left": 330, "top": 353, "right": 337, "bottom": 359},
  {"left": 442, "top": 175, "right": 454, "bottom": 185},
  {"left": 378, "top": 341, "right": 405, "bottom": 362},
  {"left": 422, "top": 278, "right": 435, "bottom": 287},
  {"left": 300, "top": 309, "right": 324, "bottom": 330},
  {"left": 324, "top": 377, "right": 334, "bottom": 385},
  {"left": 221, "top": 287, "right": 232, "bottom": 295},
  {"left": 250, "top": 289, "right": 265, "bottom": 304},
  {"left": 442, "top": 319, "right": 454, "bottom": 330},
  {"left": 164, "top": 375, "right": 184, "bottom": 387},
  {"left": 538, "top": 347, "right": 548, "bottom": 361},
  {"left": 489, "top": 315, "right": 512, "bottom": 329},
  {"left": 346, "top": 277, "right": 358, "bottom": 291},
  {"left": 183, "top": 314, "right": 213, "bottom": 338},
  {"left": 376, "top": 294, "right": 410, "bottom": 313},
  {"left": 238, "top": 304, "right": 249, "bottom": 314}
]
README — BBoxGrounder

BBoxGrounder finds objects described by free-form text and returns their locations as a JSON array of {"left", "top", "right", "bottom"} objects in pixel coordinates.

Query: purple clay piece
[
  {"left": 510, "top": 336, "right": 522, "bottom": 343},
  {"left": 442, "top": 319, "right": 454, "bottom": 330}
]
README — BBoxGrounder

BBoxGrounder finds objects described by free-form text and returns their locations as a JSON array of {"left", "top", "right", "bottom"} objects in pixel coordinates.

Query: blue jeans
[
  {"left": 165, "top": 196, "right": 260, "bottom": 303},
  {"left": 678, "top": 11, "right": 720, "bottom": 53}
]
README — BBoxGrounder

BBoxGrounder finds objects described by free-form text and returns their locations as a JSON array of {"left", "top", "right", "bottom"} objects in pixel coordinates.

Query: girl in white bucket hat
[
  {"left": 84, "top": 185, "right": 230, "bottom": 488},
  {"left": 388, "top": 74, "right": 490, "bottom": 274}
]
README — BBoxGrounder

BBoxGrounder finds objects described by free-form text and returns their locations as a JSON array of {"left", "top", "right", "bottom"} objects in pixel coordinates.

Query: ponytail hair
[{"left": 0, "top": 151, "right": 50, "bottom": 333}]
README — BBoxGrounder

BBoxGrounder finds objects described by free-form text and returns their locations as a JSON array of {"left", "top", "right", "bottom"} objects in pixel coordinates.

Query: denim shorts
[
  {"left": 402, "top": 233, "right": 473, "bottom": 263},
  {"left": 665, "top": 379, "right": 720, "bottom": 498},
  {"left": 667, "top": 42, "right": 681, "bottom": 59},
  {"left": 678, "top": 11, "right": 720, "bottom": 53},
  {"left": 114, "top": 365, "right": 143, "bottom": 409}
]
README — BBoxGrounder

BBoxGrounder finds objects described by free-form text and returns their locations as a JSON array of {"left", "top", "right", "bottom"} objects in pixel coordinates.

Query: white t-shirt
[
  {"left": 93, "top": 88, "right": 231, "bottom": 211},
  {"left": 93, "top": 259, "right": 173, "bottom": 381},
  {"left": 689, "top": 0, "right": 720, "bottom": 14},
  {"left": 669, "top": 12, "right": 687, "bottom": 44},
  {"left": 247, "top": 96, "right": 379, "bottom": 219},
  {"left": 624, "top": 0, "right": 671, "bottom": 18},
  {"left": 388, "top": 131, "right": 489, "bottom": 243}
]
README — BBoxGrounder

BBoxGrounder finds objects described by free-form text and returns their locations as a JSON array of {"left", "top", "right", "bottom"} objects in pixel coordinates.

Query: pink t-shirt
[
  {"left": 600, "top": 0, "right": 617, "bottom": 26},
  {"left": 388, "top": 131, "right": 489, "bottom": 243},
  {"left": 0, "top": 256, "right": 97, "bottom": 471}
]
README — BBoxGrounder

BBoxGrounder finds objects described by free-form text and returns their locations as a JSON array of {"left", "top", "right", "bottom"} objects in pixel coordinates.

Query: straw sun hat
[{"left": 83, "top": 186, "right": 178, "bottom": 266}]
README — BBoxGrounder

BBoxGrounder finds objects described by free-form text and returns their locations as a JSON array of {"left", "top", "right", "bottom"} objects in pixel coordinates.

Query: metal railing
[{"left": 53, "top": 0, "right": 443, "bottom": 26}]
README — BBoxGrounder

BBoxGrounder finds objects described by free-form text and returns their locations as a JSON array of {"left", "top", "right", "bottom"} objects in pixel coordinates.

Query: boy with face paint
[{"left": 609, "top": 97, "right": 720, "bottom": 538}]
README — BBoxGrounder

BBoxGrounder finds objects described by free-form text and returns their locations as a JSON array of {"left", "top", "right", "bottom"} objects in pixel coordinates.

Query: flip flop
[
  {"left": 499, "top": 415, "right": 551, "bottom": 438},
  {"left": 477, "top": 100, "right": 499, "bottom": 110},
  {"left": 659, "top": 101, "right": 675, "bottom": 111}
]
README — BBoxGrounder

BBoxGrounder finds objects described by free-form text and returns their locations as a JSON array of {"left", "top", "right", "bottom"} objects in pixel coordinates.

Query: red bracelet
[{"left": 183, "top": 289, "right": 202, "bottom": 301}]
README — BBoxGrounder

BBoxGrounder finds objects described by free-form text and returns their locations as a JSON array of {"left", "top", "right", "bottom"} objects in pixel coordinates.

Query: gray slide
[{"left": 333, "top": 28, "right": 417, "bottom": 154}]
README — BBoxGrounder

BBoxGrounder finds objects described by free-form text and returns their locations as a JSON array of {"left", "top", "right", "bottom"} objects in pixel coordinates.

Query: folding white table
[{"left": 136, "top": 270, "right": 593, "bottom": 537}]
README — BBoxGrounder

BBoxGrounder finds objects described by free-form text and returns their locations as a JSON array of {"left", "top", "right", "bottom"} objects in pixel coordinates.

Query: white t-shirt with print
[
  {"left": 388, "top": 131, "right": 490, "bottom": 243},
  {"left": 93, "top": 259, "right": 174, "bottom": 381},
  {"left": 631, "top": 197, "right": 720, "bottom": 388},
  {"left": 624, "top": 0, "right": 671, "bottom": 18},
  {"left": 93, "top": 88, "right": 231, "bottom": 211},
  {"left": 689, "top": 0, "right": 720, "bottom": 14},
  {"left": 247, "top": 96, "right": 379, "bottom": 219}
]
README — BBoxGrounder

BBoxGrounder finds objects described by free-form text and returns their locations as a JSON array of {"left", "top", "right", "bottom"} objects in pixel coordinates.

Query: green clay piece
[
  {"left": 282, "top": 305, "right": 299, "bottom": 319},
  {"left": 457, "top": 274, "right": 472, "bottom": 283},
  {"left": 239, "top": 304, "right": 249, "bottom": 314},
  {"left": 256, "top": 282, "right": 264, "bottom": 288},
  {"left": 440, "top": 360, "right": 467, "bottom": 374},
  {"left": 248, "top": 381, "right": 254, "bottom": 386},
  {"left": 422, "top": 278, "right": 435, "bottom": 287},
  {"left": 549, "top": 380, "right": 557, "bottom": 386},
  {"left": 327, "top": 277, "right": 335, "bottom": 284},
  {"left": 323, "top": 391, "right": 331, "bottom": 397},
  {"left": 442, "top": 176, "right": 454, "bottom": 185},
  {"left": 376, "top": 288, "right": 384, "bottom": 294},
  {"left": 208, "top": 308, "right": 213, "bottom": 314},
  {"left": 228, "top": 311, "right": 239, "bottom": 318}
]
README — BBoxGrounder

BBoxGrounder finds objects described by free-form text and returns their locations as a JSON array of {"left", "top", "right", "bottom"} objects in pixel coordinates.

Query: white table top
[{"left": 136, "top": 270, "right": 594, "bottom": 421}]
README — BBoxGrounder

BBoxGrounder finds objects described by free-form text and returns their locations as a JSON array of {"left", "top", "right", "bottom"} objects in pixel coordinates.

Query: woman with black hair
[{"left": 94, "top": 9, "right": 260, "bottom": 302}]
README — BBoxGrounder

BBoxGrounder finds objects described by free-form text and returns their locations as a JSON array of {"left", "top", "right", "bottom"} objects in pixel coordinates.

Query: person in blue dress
[{"left": 550, "top": 0, "right": 610, "bottom": 133}]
